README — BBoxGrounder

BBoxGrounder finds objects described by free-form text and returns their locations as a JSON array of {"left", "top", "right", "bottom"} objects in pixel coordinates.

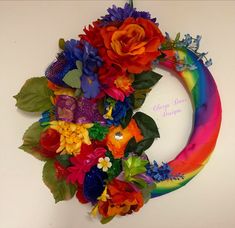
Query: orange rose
[{"left": 100, "top": 17, "right": 165, "bottom": 74}]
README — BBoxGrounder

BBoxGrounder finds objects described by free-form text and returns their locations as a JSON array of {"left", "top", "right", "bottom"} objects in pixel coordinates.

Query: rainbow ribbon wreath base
[{"left": 14, "top": 1, "right": 221, "bottom": 224}]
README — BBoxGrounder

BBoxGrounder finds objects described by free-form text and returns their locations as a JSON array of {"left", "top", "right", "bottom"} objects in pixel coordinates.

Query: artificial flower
[
  {"left": 83, "top": 166, "right": 107, "bottom": 203},
  {"left": 98, "top": 179, "right": 144, "bottom": 218},
  {"left": 114, "top": 74, "right": 134, "bottom": 97},
  {"left": 45, "top": 39, "right": 80, "bottom": 87},
  {"left": 39, "top": 128, "right": 60, "bottom": 158},
  {"left": 97, "top": 157, "right": 112, "bottom": 172},
  {"left": 67, "top": 143, "right": 107, "bottom": 185},
  {"left": 81, "top": 74, "right": 100, "bottom": 99},
  {"left": 50, "top": 120, "right": 93, "bottom": 155},
  {"left": 47, "top": 81, "right": 75, "bottom": 97},
  {"left": 98, "top": 63, "right": 127, "bottom": 101},
  {"left": 76, "top": 184, "right": 89, "bottom": 204},
  {"left": 106, "top": 119, "right": 143, "bottom": 158},
  {"left": 104, "top": 97, "right": 131, "bottom": 126},
  {"left": 88, "top": 123, "right": 109, "bottom": 141},
  {"left": 54, "top": 160, "right": 69, "bottom": 180},
  {"left": 101, "top": 3, "right": 157, "bottom": 25},
  {"left": 100, "top": 17, "right": 165, "bottom": 73}
]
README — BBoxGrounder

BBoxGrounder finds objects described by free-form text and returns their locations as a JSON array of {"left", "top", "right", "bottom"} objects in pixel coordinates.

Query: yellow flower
[
  {"left": 50, "top": 121, "right": 93, "bottom": 155},
  {"left": 98, "top": 186, "right": 110, "bottom": 202},
  {"left": 103, "top": 106, "right": 113, "bottom": 120},
  {"left": 97, "top": 157, "right": 112, "bottom": 172},
  {"left": 54, "top": 88, "right": 75, "bottom": 97}
]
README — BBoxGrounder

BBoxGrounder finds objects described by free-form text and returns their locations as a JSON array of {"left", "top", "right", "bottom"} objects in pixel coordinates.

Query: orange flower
[
  {"left": 100, "top": 17, "right": 165, "bottom": 74},
  {"left": 98, "top": 179, "right": 144, "bottom": 218},
  {"left": 106, "top": 119, "right": 143, "bottom": 158},
  {"left": 114, "top": 74, "right": 134, "bottom": 97}
]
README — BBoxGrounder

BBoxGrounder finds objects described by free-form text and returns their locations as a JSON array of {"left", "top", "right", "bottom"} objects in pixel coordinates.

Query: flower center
[{"left": 115, "top": 132, "right": 123, "bottom": 140}]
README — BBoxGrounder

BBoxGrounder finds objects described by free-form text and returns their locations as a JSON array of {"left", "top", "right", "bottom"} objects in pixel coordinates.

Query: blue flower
[
  {"left": 146, "top": 161, "right": 172, "bottom": 182},
  {"left": 81, "top": 74, "right": 100, "bottom": 98},
  {"left": 83, "top": 166, "right": 107, "bottom": 203},
  {"left": 101, "top": 3, "right": 157, "bottom": 25},
  {"left": 105, "top": 98, "right": 131, "bottom": 126},
  {"left": 45, "top": 39, "right": 80, "bottom": 87},
  {"left": 46, "top": 39, "right": 103, "bottom": 98}
]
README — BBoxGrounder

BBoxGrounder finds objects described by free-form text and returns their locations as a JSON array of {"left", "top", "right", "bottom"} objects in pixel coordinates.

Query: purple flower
[{"left": 101, "top": 3, "right": 157, "bottom": 25}]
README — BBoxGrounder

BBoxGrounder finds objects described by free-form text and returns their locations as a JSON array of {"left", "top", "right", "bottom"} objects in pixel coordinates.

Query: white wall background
[{"left": 0, "top": 1, "right": 235, "bottom": 228}]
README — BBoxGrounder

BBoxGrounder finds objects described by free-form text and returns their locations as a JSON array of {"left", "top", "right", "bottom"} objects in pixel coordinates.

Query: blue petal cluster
[
  {"left": 146, "top": 161, "right": 172, "bottom": 182},
  {"left": 105, "top": 98, "right": 132, "bottom": 126},
  {"left": 83, "top": 166, "right": 107, "bottom": 203},
  {"left": 146, "top": 161, "right": 183, "bottom": 182},
  {"left": 101, "top": 3, "right": 157, "bottom": 24},
  {"left": 46, "top": 39, "right": 103, "bottom": 98}
]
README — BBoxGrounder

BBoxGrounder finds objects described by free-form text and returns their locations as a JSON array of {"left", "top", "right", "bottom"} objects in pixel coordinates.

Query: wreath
[{"left": 14, "top": 1, "right": 221, "bottom": 224}]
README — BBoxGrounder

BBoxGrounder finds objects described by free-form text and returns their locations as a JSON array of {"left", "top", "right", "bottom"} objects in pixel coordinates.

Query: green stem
[{"left": 129, "top": 0, "right": 133, "bottom": 8}]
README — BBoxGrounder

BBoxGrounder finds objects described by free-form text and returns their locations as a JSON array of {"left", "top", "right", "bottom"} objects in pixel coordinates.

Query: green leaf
[
  {"left": 141, "top": 182, "right": 157, "bottom": 203},
  {"left": 133, "top": 112, "right": 160, "bottom": 139},
  {"left": 62, "top": 69, "right": 82, "bottom": 88},
  {"left": 76, "top": 60, "right": 83, "bottom": 69},
  {"left": 124, "top": 137, "right": 137, "bottom": 157},
  {"left": 120, "top": 108, "right": 133, "bottom": 128},
  {"left": 106, "top": 159, "right": 122, "bottom": 181},
  {"left": 59, "top": 38, "right": 65, "bottom": 50},
  {"left": 19, "top": 121, "right": 47, "bottom": 161},
  {"left": 105, "top": 151, "right": 122, "bottom": 180},
  {"left": 56, "top": 154, "right": 72, "bottom": 167},
  {"left": 135, "top": 138, "right": 155, "bottom": 155},
  {"left": 74, "top": 88, "right": 81, "bottom": 97},
  {"left": 14, "top": 77, "right": 53, "bottom": 112},
  {"left": 130, "top": 177, "right": 148, "bottom": 189},
  {"left": 131, "top": 88, "right": 151, "bottom": 109},
  {"left": 175, "top": 32, "right": 180, "bottom": 42},
  {"left": 133, "top": 71, "right": 162, "bottom": 90},
  {"left": 43, "top": 160, "right": 77, "bottom": 203},
  {"left": 100, "top": 216, "right": 114, "bottom": 224},
  {"left": 123, "top": 156, "right": 148, "bottom": 180}
]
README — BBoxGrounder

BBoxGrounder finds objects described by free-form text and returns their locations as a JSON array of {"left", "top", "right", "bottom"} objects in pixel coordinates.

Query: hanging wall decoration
[{"left": 14, "top": 0, "right": 222, "bottom": 224}]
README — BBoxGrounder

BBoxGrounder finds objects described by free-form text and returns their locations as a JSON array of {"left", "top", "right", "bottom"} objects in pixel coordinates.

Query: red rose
[{"left": 39, "top": 128, "right": 60, "bottom": 158}]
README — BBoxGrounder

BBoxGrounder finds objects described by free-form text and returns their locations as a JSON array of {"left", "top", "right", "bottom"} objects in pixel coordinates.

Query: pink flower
[{"left": 67, "top": 144, "right": 106, "bottom": 185}]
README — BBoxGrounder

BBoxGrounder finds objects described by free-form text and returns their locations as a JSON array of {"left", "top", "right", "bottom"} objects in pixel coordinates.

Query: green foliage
[
  {"left": 100, "top": 216, "right": 114, "bottom": 224},
  {"left": 123, "top": 156, "right": 149, "bottom": 188},
  {"left": 62, "top": 69, "right": 82, "bottom": 88},
  {"left": 133, "top": 112, "right": 159, "bottom": 139},
  {"left": 120, "top": 108, "right": 133, "bottom": 128},
  {"left": 131, "top": 70, "right": 162, "bottom": 109},
  {"left": 14, "top": 77, "right": 53, "bottom": 112},
  {"left": 133, "top": 71, "right": 162, "bottom": 90},
  {"left": 88, "top": 123, "right": 109, "bottom": 141},
  {"left": 56, "top": 154, "right": 72, "bottom": 168},
  {"left": 43, "top": 160, "right": 77, "bottom": 203},
  {"left": 141, "top": 182, "right": 157, "bottom": 203},
  {"left": 59, "top": 38, "right": 65, "bottom": 50},
  {"left": 19, "top": 121, "right": 47, "bottom": 161},
  {"left": 105, "top": 151, "right": 122, "bottom": 181}
]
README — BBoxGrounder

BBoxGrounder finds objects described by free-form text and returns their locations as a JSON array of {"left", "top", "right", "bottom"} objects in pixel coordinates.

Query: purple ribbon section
[{"left": 55, "top": 95, "right": 105, "bottom": 124}]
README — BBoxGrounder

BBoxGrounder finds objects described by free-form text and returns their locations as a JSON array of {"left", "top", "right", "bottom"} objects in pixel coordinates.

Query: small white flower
[{"left": 97, "top": 157, "right": 112, "bottom": 172}]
